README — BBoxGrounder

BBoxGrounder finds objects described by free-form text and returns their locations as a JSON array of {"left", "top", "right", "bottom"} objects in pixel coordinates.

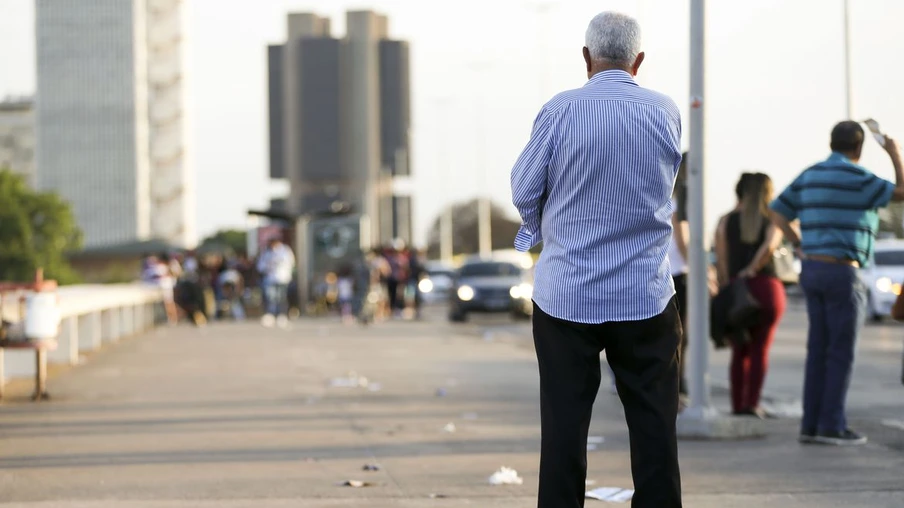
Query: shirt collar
[
  {"left": 827, "top": 152, "right": 854, "bottom": 164},
  {"left": 586, "top": 69, "right": 637, "bottom": 86}
]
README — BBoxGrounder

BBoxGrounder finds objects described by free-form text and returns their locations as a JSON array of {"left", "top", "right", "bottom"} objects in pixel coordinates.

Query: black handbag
[
  {"left": 710, "top": 279, "right": 761, "bottom": 348},
  {"left": 728, "top": 278, "right": 762, "bottom": 330}
]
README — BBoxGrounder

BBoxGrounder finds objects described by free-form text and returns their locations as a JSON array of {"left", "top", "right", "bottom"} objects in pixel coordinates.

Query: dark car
[{"left": 448, "top": 261, "right": 533, "bottom": 322}]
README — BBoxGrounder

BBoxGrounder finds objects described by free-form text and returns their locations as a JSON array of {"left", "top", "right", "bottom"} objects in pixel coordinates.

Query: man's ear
[
  {"left": 631, "top": 52, "right": 645, "bottom": 76},
  {"left": 583, "top": 46, "right": 592, "bottom": 74}
]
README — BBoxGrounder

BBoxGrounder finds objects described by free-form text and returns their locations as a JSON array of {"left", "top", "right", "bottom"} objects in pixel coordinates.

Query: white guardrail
[{"left": 0, "top": 284, "right": 164, "bottom": 390}]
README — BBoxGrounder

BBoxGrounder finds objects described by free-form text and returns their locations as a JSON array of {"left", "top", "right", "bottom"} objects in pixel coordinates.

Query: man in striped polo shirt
[{"left": 770, "top": 121, "right": 904, "bottom": 446}]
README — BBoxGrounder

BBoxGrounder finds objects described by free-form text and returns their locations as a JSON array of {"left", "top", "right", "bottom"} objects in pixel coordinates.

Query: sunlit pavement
[{"left": 0, "top": 303, "right": 902, "bottom": 507}]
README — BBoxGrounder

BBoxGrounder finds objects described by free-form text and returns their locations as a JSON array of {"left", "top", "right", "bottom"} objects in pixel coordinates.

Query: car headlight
[
  {"left": 418, "top": 278, "right": 434, "bottom": 293},
  {"left": 876, "top": 277, "right": 893, "bottom": 293},
  {"left": 457, "top": 285, "right": 475, "bottom": 301},
  {"left": 510, "top": 283, "right": 533, "bottom": 299}
]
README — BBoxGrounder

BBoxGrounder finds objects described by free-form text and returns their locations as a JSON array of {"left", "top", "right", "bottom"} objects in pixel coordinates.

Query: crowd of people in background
[
  {"left": 140, "top": 237, "right": 428, "bottom": 329},
  {"left": 141, "top": 249, "right": 257, "bottom": 327},
  {"left": 319, "top": 244, "right": 427, "bottom": 324}
]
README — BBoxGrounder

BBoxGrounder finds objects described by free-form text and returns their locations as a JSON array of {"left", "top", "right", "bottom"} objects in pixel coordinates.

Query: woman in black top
[{"left": 715, "top": 173, "right": 787, "bottom": 417}]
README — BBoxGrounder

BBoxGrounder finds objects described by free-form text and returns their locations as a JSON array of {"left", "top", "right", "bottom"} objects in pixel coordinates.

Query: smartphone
[{"left": 864, "top": 118, "right": 886, "bottom": 147}]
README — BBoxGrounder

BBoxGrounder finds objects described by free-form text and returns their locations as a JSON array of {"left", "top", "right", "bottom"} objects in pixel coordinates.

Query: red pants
[{"left": 730, "top": 275, "right": 786, "bottom": 412}]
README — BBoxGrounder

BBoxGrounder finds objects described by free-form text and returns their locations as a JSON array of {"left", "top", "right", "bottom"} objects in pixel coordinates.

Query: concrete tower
[{"left": 267, "top": 10, "right": 412, "bottom": 245}]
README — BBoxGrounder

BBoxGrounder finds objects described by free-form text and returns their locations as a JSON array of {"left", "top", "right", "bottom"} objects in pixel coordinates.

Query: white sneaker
[
  {"left": 261, "top": 314, "right": 276, "bottom": 327},
  {"left": 276, "top": 315, "right": 289, "bottom": 329}
]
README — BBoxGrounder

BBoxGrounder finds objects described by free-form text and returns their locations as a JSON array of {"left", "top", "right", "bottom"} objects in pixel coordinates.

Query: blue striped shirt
[
  {"left": 510, "top": 70, "right": 683, "bottom": 324},
  {"left": 770, "top": 152, "right": 894, "bottom": 267}
]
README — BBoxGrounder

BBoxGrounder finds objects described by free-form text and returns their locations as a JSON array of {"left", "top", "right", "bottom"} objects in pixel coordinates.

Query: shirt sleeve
[
  {"left": 511, "top": 106, "right": 555, "bottom": 252},
  {"left": 864, "top": 174, "right": 895, "bottom": 209},
  {"left": 770, "top": 179, "right": 802, "bottom": 221}
]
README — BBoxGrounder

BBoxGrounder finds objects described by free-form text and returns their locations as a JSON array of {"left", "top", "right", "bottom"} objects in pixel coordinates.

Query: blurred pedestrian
[
  {"left": 352, "top": 251, "right": 374, "bottom": 324},
  {"left": 174, "top": 252, "right": 207, "bottom": 327},
  {"left": 407, "top": 248, "right": 426, "bottom": 319},
  {"left": 511, "top": 11, "right": 682, "bottom": 507},
  {"left": 256, "top": 237, "right": 295, "bottom": 328},
  {"left": 370, "top": 247, "right": 392, "bottom": 320},
  {"left": 770, "top": 121, "right": 904, "bottom": 446},
  {"left": 218, "top": 260, "right": 246, "bottom": 321},
  {"left": 670, "top": 153, "right": 690, "bottom": 405},
  {"left": 715, "top": 173, "right": 786, "bottom": 418},
  {"left": 336, "top": 264, "right": 354, "bottom": 324},
  {"left": 385, "top": 246, "right": 404, "bottom": 315},
  {"left": 142, "top": 254, "right": 178, "bottom": 325}
]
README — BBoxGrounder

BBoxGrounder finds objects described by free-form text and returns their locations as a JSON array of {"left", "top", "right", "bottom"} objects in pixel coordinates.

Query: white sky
[{"left": 3, "top": 0, "right": 904, "bottom": 246}]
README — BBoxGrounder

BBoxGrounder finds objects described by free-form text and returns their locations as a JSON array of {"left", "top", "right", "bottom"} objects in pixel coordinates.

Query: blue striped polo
[{"left": 770, "top": 152, "right": 894, "bottom": 267}]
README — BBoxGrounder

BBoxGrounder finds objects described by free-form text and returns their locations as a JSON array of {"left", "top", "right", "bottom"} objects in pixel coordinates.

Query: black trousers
[
  {"left": 672, "top": 274, "right": 689, "bottom": 395},
  {"left": 533, "top": 300, "right": 683, "bottom": 508},
  {"left": 386, "top": 278, "right": 401, "bottom": 310}
]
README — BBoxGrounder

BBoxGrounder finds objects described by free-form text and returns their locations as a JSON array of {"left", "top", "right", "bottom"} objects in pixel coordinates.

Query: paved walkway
[{"left": 0, "top": 311, "right": 903, "bottom": 507}]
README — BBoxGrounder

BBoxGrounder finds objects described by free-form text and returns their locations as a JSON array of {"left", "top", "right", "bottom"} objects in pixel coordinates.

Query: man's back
[
  {"left": 514, "top": 70, "right": 682, "bottom": 324},
  {"left": 772, "top": 153, "right": 893, "bottom": 267}
]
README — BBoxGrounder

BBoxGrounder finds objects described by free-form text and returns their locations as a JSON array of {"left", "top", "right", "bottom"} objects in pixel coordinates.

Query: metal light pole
[
  {"left": 677, "top": 0, "right": 763, "bottom": 439},
  {"left": 685, "top": 0, "right": 712, "bottom": 414},
  {"left": 434, "top": 97, "right": 455, "bottom": 263},
  {"left": 469, "top": 61, "right": 493, "bottom": 258},
  {"left": 525, "top": 1, "right": 555, "bottom": 104},
  {"left": 676, "top": 0, "right": 761, "bottom": 439},
  {"left": 842, "top": 0, "right": 853, "bottom": 119}
]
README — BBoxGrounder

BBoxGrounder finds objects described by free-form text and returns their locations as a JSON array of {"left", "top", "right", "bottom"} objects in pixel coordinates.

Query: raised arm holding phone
[{"left": 769, "top": 120, "right": 904, "bottom": 446}]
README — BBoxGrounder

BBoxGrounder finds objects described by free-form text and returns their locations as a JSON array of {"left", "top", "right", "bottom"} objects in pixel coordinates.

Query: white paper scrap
[
  {"left": 488, "top": 467, "right": 523, "bottom": 486},
  {"left": 586, "top": 487, "right": 634, "bottom": 503}
]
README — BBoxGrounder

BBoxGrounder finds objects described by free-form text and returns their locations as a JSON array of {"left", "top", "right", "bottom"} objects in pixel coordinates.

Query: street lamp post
[
  {"left": 842, "top": 0, "right": 853, "bottom": 119},
  {"left": 677, "top": 0, "right": 763, "bottom": 439},
  {"left": 685, "top": 0, "right": 712, "bottom": 415},
  {"left": 525, "top": 1, "right": 555, "bottom": 104},
  {"left": 434, "top": 97, "right": 455, "bottom": 263},
  {"left": 468, "top": 61, "right": 493, "bottom": 258}
]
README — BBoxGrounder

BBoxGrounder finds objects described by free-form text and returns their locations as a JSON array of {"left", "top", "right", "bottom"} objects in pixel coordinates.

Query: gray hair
[{"left": 585, "top": 12, "right": 642, "bottom": 65}]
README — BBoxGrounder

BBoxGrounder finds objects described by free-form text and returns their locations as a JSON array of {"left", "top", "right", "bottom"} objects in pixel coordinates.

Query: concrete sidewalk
[{"left": 0, "top": 315, "right": 902, "bottom": 507}]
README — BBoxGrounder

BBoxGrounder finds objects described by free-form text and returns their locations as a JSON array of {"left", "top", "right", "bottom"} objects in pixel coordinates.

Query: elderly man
[
  {"left": 770, "top": 122, "right": 904, "bottom": 446},
  {"left": 511, "top": 11, "right": 683, "bottom": 508}
]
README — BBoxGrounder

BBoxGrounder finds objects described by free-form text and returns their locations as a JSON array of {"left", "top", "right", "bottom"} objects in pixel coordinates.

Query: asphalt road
[{"left": 0, "top": 304, "right": 902, "bottom": 507}]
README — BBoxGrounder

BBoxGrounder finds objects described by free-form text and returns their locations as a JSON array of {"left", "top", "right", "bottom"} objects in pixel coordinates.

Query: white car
[
  {"left": 418, "top": 262, "right": 455, "bottom": 305},
  {"left": 864, "top": 240, "right": 904, "bottom": 320}
]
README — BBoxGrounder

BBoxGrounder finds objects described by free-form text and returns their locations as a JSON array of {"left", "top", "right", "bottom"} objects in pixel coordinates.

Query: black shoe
[
  {"left": 814, "top": 429, "right": 868, "bottom": 446},
  {"left": 798, "top": 430, "right": 817, "bottom": 444}
]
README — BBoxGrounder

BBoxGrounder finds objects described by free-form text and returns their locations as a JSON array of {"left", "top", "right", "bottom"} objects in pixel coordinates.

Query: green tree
[
  {"left": 199, "top": 228, "right": 247, "bottom": 256},
  {"left": 0, "top": 169, "right": 83, "bottom": 284}
]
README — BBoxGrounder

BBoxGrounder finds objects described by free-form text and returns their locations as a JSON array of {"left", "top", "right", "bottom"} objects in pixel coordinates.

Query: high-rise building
[
  {"left": 0, "top": 96, "right": 35, "bottom": 186},
  {"left": 35, "top": 0, "right": 194, "bottom": 248},
  {"left": 267, "top": 10, "right": 412, "bottom": 245}
]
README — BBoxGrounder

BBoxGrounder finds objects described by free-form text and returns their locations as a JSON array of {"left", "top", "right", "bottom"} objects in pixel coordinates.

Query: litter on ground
[
  {"left": 488, "top": 467, "right": 523, "bottom": 486},
  {"left": 586, "top": 487, "right": 634, "bottom": 503}
]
